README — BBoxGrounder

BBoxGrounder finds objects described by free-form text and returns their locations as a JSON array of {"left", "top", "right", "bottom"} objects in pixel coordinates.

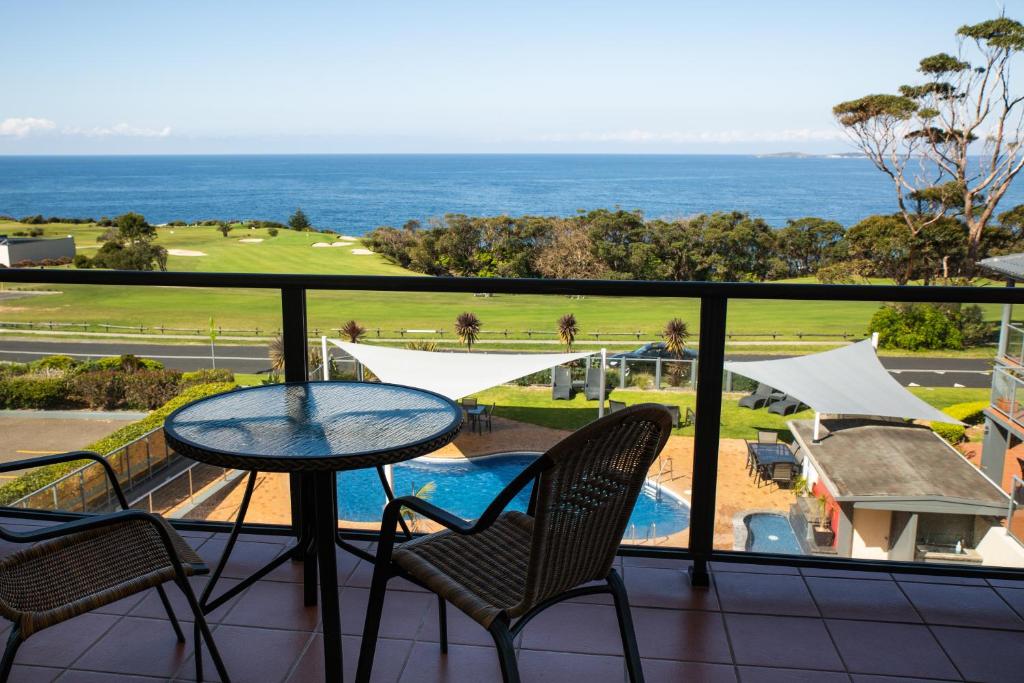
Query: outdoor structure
[
  {"left": 0, "top": 234, "right": 75, "bottom": 266},
  {"left": 789, "top": 417, "right": 1020, "bottom": 566}
]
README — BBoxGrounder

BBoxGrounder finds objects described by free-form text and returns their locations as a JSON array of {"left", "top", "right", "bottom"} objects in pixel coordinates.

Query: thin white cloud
[
  {"left": 536, "top": 128, "right": 844, "bottom": 144},
  {"left": 0, "top": 117, "right": 57, "bottom": 137},
  {"left": 62, "top": 123, "right": 172, "bottom": 138}
]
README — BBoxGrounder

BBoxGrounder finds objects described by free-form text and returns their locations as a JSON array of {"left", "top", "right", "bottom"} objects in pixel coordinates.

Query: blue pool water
[
  {"left": 744, "top": 513, "right": 803, "bottom": 555},
  {"left": 337, "top": 453, "right": 689, "bottom": 538}
]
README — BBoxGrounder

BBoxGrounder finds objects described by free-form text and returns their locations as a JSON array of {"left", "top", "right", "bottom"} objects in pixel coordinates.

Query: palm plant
[
  {"left": 455, "top": 312, "right": 481, "bottom": 351},
  {"left": 663, "top": 318, "right": 690, "bottom": 358},
  {"left": 406, "top": 340, "right": 438, "bottom": 352},
  {"left": 340, "top": 319, "right": 366, "bottom": 343},
  {"left": 557, "top": 313, "right": 578, "bottom": 352},
  {"left": 268, "top": 335, "right": 285, "bottom": 372},
  {"left": 401, "top": 480, "right": 438, "bottom": 532}
]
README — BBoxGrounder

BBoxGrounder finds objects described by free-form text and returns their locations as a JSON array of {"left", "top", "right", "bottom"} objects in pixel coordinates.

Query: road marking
[{"left": 15, "top": 449, "right": 60, "bottom": 455}]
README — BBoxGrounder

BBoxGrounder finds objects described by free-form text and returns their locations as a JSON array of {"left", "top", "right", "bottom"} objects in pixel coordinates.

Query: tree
[
  {"left": 288, "top": 208, "right": 311, "bottom": 231},
  {"left": 833, "top": 16, "right": 1024, "bottom": 269},
  {"left": 557, "top": 313, "right": 578, "bottom": 352},
  {"left": 454, "top": 312, "right": 481, "bottom": 351},
  {"left": 534, "top": 219, "right": 604, "bottom": 279},
  {"left": 775, "top": 218, "right": 845, "bottom": 276},
  {"left": 114, "top": 212, "right": 156, "bottom": 245},
  {"left": 663, "top": 318, "right": 690, "bottom": 357},
  {"left": 340, "top": 320, "right": 366, "bottom": 343},
  {"left": 217, "top": 223, "right": 233, "bottom": 238}
]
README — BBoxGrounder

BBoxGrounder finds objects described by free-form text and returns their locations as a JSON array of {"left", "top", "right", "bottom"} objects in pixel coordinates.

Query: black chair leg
[
  {"left": 0, "top": 626, "right": 22, "bottom": 683},
  {"left": 178, "top": 577, "right": 231, "bottom": 683},
  {"left": 355, "top": 564, "right": 390, "bottom": 682},
  {"left": 438, "top": 596, "right": 448, "bottom": 653},
  {"left": 607, "top": 570, "right": 644, "bottom": 683},
  {"left": 488, "top": 619, "right": 520, "bottom": 683},
  {"left": 156, "top": 585, "right": 185, "bottom": 642}
]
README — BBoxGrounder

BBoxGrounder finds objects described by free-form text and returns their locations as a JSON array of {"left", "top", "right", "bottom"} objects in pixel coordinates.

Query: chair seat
[
  {"left": 393, "top": 511, "right": 533, "bottom": 628},
  {"left": 0, "top": 516, "right": 205, "bottom": 636}
]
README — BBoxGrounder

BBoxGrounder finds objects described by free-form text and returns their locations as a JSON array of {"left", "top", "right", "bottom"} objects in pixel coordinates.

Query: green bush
[
  {"left": 31, "top": 354, "right": 79, "bottom": 372},
  {"left": 123, "top": 369, "right": 184, "bottom": 409},
  {"left": 869, "top": 303, "right": 964, "bottom": 350},
  {"left": 0, "top": 376, "right": 68, "bottom": 409},
  {"left": 932, "top": 422, "right": 966, "bottom": 445},
  {"left": 0, "top": 382, "right": 237, "bottom": 506},
  {"left": 629, "top": 371, "right": 655, "bottom": 390},
  {"left": 943, "top": 400, "right": 988, "bottom": 426},
  {"left": 67, "top": 370, "right": 124, "bottom": 409},
  {"left": 0, "top": 362, "right": 30, "bottom": 379},
  {"left": 78, "top": 355, "right": 164, "bottom": 372},
  {"left": 181, "top": 368, "right": 235, "bottom": 387}
]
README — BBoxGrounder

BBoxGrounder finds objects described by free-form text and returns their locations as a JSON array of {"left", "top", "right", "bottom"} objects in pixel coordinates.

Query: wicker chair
[
  {"left": 0, "top": 452, "right": 230, "bottom": 683},
  {"left": 356, "top": 405, "right": 674, "bottom": 683}
]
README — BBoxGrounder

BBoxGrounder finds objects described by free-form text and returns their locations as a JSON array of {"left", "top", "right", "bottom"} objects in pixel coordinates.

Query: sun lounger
[
  {"left": 739, "top": 383, "right": 776, "bottom": 409},
  {"left": 584, "top": 367, "right": 607, "bottom": 400},
  {"left": 767, "top": 396, "right": 805, "bottom": 416},
  {"left": 552, "top": 366, "right": 573, "bottom": 400}
]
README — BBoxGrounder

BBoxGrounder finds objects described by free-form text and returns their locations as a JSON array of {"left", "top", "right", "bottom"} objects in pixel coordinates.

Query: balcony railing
[
  {"left": 991, "top": 366, "right": 1024, "bottom": 431},
  {"left": 1002, "top": 322, "right": 1024, "bottom": 366},
  {"left": 2, "top": 268, "right": 1024, "bottom": 583}
]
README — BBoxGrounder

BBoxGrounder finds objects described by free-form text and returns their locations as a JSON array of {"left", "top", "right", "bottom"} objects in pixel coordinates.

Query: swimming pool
[
  {"left": 336, "top": 453, "right": 690, "bottom": 538},
  {"left": 744, "top": 513, "right": 803, "bottom": 555}
]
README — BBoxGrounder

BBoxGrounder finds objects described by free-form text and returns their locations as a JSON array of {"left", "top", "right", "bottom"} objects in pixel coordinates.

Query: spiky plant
[
  {"left": 455, "top": 312, "right": 481, "bottom": 351},
  {"left": 406, "top": 340, "right": 438, "bottom": 352},
  {"left": 340, "top": 319, "right": 366, "bottom": 343},
  {"left": 268, "top": 335, "right": 285, "bottom": 372},
  {"left": 557, "top": 313, "right": 578, "bottom": 352},
  {"left": 663, "top": 318, "right": 690, "bottom": 358}
]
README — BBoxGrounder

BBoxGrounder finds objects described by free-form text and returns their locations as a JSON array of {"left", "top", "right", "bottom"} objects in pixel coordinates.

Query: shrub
[
  {"left": 629, "top": 371, "right": 655, "bottom": 390},
  {"left": 67, "top": 370, "right": 125, "bottom": 409},
  {"left": 31, "top": 354, "right": 78, "bottom": 372},
  {"left": 123, "top": 369, "right": 183, "bottom": 409},
  {"left": 73, "top": 253, "right": 92, "bottom": 269},
  {"left": 932, "top": 422, "right": 966, "bottom": 445},
  {"left": 0, "top": 382, "right": 237, "bottom": 506},
  {"left": 78, "top": 355, "right": 164, "bottom": 372},
  {"left": 868, "top": 303, "right": 964, "bottom": 350},
  {"left": 181, "top": 368, "right": 234, "bottom": 387},
  {"left": 267, "top": 227, "right": 279, "bottom": 237},
  {"left": 943, "top": 400, "right": 988, "bottom": 426},
  {"left": 0, "top": 376, "right": 68, "bottom": 409},
  {"left": 0, "top": 362, "right": 31, "bottom": 379}
]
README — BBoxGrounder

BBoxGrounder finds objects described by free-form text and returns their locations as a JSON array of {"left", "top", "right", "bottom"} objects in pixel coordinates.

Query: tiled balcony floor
[{"left": 3, "top": 518, "right": 1024, "bottom": 682}]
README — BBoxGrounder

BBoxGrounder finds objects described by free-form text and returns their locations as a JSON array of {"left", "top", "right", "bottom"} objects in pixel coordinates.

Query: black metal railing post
[
  {"left": 281, "top": 287, "right": 309, "bottom": 540},
  {"left": 688, "top": 295, "right": 728, "bottom": 586}
]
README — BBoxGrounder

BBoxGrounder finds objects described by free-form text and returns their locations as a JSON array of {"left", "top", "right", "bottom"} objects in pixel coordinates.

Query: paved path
[
  {"left": 0, "top": 340, "right": 996, "bottom": 387},
  {"left": 0, "top": 411, "right": 140, "bottom": 478}
]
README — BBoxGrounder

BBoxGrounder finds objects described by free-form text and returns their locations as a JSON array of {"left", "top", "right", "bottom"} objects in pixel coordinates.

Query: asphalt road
[{"left": 0, "top": 340, "right": 996, "bottom": 388}]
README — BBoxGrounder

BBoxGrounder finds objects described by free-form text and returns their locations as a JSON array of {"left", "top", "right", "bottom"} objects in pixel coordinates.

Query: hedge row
[
  {"left": 0, "top": 382, "right": 237, "bottom": 506},
  {"left": 931, "top": 400, "right": 990, "bottom": 445}
]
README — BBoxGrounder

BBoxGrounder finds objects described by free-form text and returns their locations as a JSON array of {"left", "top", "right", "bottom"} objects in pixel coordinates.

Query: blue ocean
[{"left": 1, "top": 154, "right": 1021, "bottom": 234}]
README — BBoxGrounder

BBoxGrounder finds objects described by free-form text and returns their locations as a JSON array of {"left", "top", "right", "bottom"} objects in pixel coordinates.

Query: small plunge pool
[
  {"left": 744, "top": 513, "right": 803, "bottom": 555},
  {"left": 336, "top": 452, "right": 690, "bottom": 538}
]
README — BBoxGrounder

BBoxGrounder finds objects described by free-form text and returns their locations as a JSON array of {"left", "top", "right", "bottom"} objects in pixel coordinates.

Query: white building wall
[
  {"left": 0, "top": 236, "right": 75, "bottom": 266},
  {"left": 977, "top": 526, "right": 1024, "bottom": 568}
]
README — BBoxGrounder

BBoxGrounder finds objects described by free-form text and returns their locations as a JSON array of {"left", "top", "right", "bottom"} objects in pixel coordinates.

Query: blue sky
[{"left": 2, "top": 1, "right": 1022, "bottom": 154}]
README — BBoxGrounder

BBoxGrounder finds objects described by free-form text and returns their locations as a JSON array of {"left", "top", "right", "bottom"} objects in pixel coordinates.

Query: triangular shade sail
[
  {"left": 724, "top": 340, "right": 960, "bottom": 424},
  {"left": 329, "top": 340, "right": 594, "bottom": 400}
]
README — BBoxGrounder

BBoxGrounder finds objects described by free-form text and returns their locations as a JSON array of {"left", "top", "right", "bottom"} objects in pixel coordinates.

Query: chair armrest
[{"left": 0, "top": 451, "right": 129, "bottom": 509}]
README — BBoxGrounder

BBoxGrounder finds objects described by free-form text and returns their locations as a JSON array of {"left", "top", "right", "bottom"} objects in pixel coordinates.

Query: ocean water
[{"left": 1, "top": 154, "right": 1021, "bottom": 234}]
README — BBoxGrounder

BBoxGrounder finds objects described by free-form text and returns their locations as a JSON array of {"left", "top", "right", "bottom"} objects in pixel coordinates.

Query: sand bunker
[
  {"left": 351, "top": 248, "right": 373, "bottom": 255},
  {"left": 238, "top": 238, "right": 263, "bottom": 243},
  {"left": 312, "top": 242, "right": 331, "bottom": 248},
  {"left": 329, "top": 242, "right": 350, "bottom": 247},
  {"left": 168, "top": 249, "right": 206, "bottom": 257}
]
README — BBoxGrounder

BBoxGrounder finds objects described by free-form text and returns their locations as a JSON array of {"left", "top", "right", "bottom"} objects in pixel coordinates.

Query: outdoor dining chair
[
  {"left": 480, "top": 403, "right": 495, "bottom": 433},
  {"left": 0, "top": 451, "right": 230, "bottom": 683},
  {"left": 608, "top": 399, "right": 627, "bottom": 413},
  {"left": 356, "top": 405, "right": 674, "bottom": 683},
  {"left": 757, "top": 430, "right": 778, "bottom": 444}
]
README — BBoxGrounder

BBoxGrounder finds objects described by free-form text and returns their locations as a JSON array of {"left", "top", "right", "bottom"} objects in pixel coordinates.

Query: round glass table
[{"left": 164, "top": 381, "right": 462, "bottom": 682}]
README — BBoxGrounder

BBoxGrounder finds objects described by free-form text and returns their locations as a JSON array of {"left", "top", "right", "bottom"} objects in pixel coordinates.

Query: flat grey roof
[
  {"left": 979, "top": 252, "right": 1024, "bottom": 282},
  {"left": 789, "top": 418, "right": 1008, "bottom": 515}
]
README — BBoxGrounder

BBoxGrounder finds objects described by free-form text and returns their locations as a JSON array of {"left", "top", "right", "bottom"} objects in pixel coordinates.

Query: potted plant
[{"left": 813, "top": 494, "right": 835, "bottom": 546}]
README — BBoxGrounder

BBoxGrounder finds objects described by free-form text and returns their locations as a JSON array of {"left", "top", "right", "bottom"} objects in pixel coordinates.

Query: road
[{"left": 0, "top": 340, "right": 996, "bottom": 388}]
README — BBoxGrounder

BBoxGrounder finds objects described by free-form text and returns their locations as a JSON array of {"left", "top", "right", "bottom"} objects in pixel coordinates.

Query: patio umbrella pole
[
  {"left": 321, "top": 336, "right": 329, "bottom": 381},
  {"left": 813, "top": 412, "right": 822, "bottom": 443},
  {"left": 599, "top": 348, "right": 607, "bottom": 418}
]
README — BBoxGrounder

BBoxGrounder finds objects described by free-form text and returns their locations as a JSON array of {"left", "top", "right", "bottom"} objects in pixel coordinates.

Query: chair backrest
[
  {"left": 462, "top": 397, "right": 478, "bottom": 408},
  {"left": 485, "top": 403, "right": 495, "bottom": 416},
  {"left": 517, "top": 405, "right": 672, "bottom": 612},
  {"left": 772, "top": 462, "right": 794, "bottom": 482},
  {"left": 757, "top": 430, "right": 777, "bottom": 444},
  {"left": 755, "top": 383, "right": 773, "bottom": 396},
  {"left": 608, "top": 399, "right": 626, "bottom": 412},
  {"left": 585, "top": 367, "right": 601, "bottom": 387},
  {"left": 1018, "top": 457, "right": 1024, "bottom": 478}
]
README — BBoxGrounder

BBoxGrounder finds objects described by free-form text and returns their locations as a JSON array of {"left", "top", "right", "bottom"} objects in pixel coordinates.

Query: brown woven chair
[
  {"left": 0, "top": 451, "right": 230, "bottom": 683},
  {"left": 356, "top": 404, "right": 673, "bottom": 683}
]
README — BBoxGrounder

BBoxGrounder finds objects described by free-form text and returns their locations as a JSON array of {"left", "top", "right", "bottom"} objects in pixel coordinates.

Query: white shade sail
[
  {"left": 329, "top": 340, "right": 594, "bottom": 400},
  {"left": 724, "top": 340, "right": 961, "bottom": 424}
]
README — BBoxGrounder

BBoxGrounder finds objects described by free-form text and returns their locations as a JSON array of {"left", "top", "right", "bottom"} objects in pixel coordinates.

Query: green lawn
[
  {"left": 0, "top": 221, "right": 1008, "bottom": 347},
  {"left": 468, "top": 385, "right": 989, "bottom": 440}
]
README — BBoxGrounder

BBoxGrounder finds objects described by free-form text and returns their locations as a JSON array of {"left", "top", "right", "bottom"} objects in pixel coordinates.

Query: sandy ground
[
  {"left": 350, "top": 248, "right": 373, "bottom": 255},
  {"left": 238, "top": 238, "right": 264, "bottom": 243},
  {"left": 0, "top": 413, "right": 140, "bottom": 478},
  {"left": 191, "top": 416, "right": 794, "bottom": 550},
  {"left": 167, "top": 249, "right": 207, "bottom": 257}
]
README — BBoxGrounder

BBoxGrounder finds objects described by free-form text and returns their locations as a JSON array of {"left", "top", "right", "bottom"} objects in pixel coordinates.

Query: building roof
[
  {"left": 0, "top": 235, "right": 67, "bottom": 245},
  {"left": 979, "top": 252, "right": 1024, "bottom": 282},
  {"left": 789, "top": 418, "right": 1008, "bottom": 516},
  {"left": 724, "top": 341, "right": 959, "bottom": 424}
]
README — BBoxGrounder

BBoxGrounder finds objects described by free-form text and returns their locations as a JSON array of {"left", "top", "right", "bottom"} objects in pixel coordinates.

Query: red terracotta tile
[
  {"left": 220, "top": 580, "right": 320, "bottom": 631},
  {"left": 57, "top": 672, "right": 164, "bottom": 683},
  {"left": 896, "top": 573, "right": 986, "bottom": 586},
  {"left": 645, "top": 659, "right": 738, "bottom": 682},
  {"left": 898, "top": 581, "right": 1024, "bottom": 629},
  {"left": 286, "top": 634, "right": 412, "bottom": 683},
  {"left": 931, "top": 625, "right": 1024, "bottom": 683},
  {"left": 16, "top": 613, "right": 120, "bottom": 668},
  {"left": 825, "top": 619, "right": 958, "bottom": 679},
  {"left": 620, "top": 554, "right": 686, "bottom": 570},
  {"left": 709, "top": 562, "right": 800, "bottom": 575},
  {"left": 632, "top": 607, "right": 733, "bottom": 663},
  {"left": 398, "top": 642, "right": 502, "bottom": 683},
  {"left": 725, "top": 614, "right": 843, "bottom": 670},
  {"left": 336, "top": 587, "right": 434, "bottom": 640},
  {"left": 800, "top": 567, "right": 892, "bottom": 581},
  {"left": 90, "top": 589, "right": 147, "bottom": 616},
  {"left": 8, "top": 665, "right": 62, "bottom": 683},
  {"left": 181, "top": 625, "right": 311, "bottom": 682},
  {"left": 517, "top": 649, "right": 627, "bottom": 682},
  {"left": 129, "top": 576, "right": 244, "bottom": 624},
  {"left": 345, "top": 559, "right": 428, "bottom": 592},
  {"left": 737, "top": 666, "right": 850, "bottom": 682},
  {"left": 804, "top": 577, "right": 920, "bottom": 623},
  {"left": 519, "top": 602, "right": 630, "bottom": 656},
  {"left": 195, "top": 538, "right": 290, "bottom": 580},
  {"left": 714, "top": 572, "right": 818, "bottom": 617},
  {"left": 994, "top": 586, "right": 1024, "bottom": 620},
  {"left": 849, "top": 676, "right": 952, "bottom": 683},
  {"left": 417, "top": 599, "right": 498, "bottom": 648},
  {"left": 625, "top": 566, "right": 719, "bottom": 611},
  {"left": 71, "top": 616, "right": 194, "bottom": 677}
]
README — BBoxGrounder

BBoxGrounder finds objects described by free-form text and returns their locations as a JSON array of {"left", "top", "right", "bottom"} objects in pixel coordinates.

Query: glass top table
[
  {"left": 747, "top": 442, "right": 798, "bottom": 467},
  {"left": 164, "top": 381, "right": 462, "bottom": 682}
]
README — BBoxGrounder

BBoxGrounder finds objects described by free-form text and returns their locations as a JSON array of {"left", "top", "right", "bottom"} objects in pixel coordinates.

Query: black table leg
[
  {"left": 313, "top": 471, "right": 343, "bottom": 682},
  {"left": 299, "top": 473, "right": 319, "bottom": 606}
]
